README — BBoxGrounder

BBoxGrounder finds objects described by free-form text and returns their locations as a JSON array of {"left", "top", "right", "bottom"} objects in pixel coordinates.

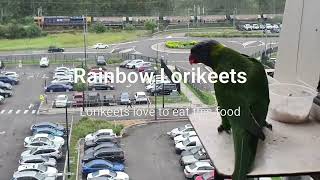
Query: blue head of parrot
[{"left": 189, "top": 40, "right": 220, "bottom": 67}]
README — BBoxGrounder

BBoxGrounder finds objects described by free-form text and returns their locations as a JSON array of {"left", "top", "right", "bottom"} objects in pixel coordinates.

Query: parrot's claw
[
  {"left": 266, "top": 123, "right": 273, "bottom": 131},
  {"left": 217, "top": 125, "right": 231, "bottom": 134}
]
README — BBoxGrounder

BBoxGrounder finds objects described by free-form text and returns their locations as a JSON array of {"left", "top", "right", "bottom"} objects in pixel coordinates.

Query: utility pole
[
  {"left": 83, "top": 12, "right": 87, "bottom": 67},
  {"left": 187, "top": 8, "right": 191, "bottom": 40}
]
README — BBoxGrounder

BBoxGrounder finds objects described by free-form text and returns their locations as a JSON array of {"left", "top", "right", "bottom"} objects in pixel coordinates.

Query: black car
[
  {"left": 0, "top": 88, "right": 13, "bottom": 97},
  {"left": 96, "top": 56, "right": 106, "bottom": 66},
  {"left": 119, "top": 60, "right": 132, "bottom": 68},
  {"left": 102, "top": 95, "right": 117, "bottom": 106},
  {"left": 85, "top": 135, "right": 118, "bottom": 149},
  {"left": 150, "top": 83, "right": 177, "bottom": 96},
  {"left": 82, "top": 147, "right": 125, "bottom": 163},
  {"left": 84, "top": 142, "right": 120, "bottom": 155},
  {"left": 88, "top": 83, "right": 114, "bottom": 91},
  {"left": 0, "top": 76, "right": 18, "bottom": 85},
  {"left": 48, "top": 46, "right": 65, "bottom": 53},
  {"left": 85, "top": 92, "right": 101, "bottom": 107}
]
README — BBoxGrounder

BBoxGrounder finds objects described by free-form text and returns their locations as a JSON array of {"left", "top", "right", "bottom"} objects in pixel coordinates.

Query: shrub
[
  {"left": 6, "top": 23, "right": 26, "bottom": 39},
  {"left": 165, "top": 41, "right": 198, "bottom": 49},
  {"left": 73, "top": 82, "right": 87, "bottom": 92},
  {"left": 144, "top": 20, "right": 157, "bottom": 33},
  {"left": 90, "top": 22, "right": 107, "bottom": 33},
  {"left": 25, "top": 24, "right": 42, "bottom": 38},
  {"left": 123, "top": 23, "right": 136, "bottom": 31}
]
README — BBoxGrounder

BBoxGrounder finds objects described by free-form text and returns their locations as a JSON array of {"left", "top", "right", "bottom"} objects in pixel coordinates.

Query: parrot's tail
[{"left": 232, "top": 130, "right": 258, "bottom": 180}]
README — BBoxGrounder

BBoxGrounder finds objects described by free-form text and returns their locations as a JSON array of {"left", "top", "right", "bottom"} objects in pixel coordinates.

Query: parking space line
[
  {"left": 15, "top": 110, "right": 21, "bottom": 114},
  {"left": 0, "top": 110, "right": 5, "bottom": 114},
  {"left": 8, "top": 110, "right": 13, "bottom": 114},
  {"left": 24, "top": 110, "right": 29, "bottom": 114}
]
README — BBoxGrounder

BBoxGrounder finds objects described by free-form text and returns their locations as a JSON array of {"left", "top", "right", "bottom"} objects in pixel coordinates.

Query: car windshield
[
  {"left": 182, "top": 139, "right": 191, "bottom": 146},
  {"left": 194, "top": 152, "right": 202, "bottom": 159},
  {"left": 37, "top": 165, "right": 47, "bottom": 172},
  {"left": 190, "top": 147, "right": 200, "bottom": 154},
  {"left": 202, "top": 172, "right": 213, "bottom": 180},
  {"left": 34, "top": 172, "right": 46, "bottom": 180}
]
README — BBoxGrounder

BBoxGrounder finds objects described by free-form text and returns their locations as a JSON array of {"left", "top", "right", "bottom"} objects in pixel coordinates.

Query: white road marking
[
  {"left": 8, "top": 110, "right": 13, "bottom": 114},
  {"left": 28, "top": 104, "right": 34, "bottom": 109},
  {"left": 242, "top": 41, "right": 257, "bottom": 48},
  {"left": 0, "top": 131, "right": 5, "bottom": 135},
  {"left": 0, "top": 110, "right": 5, "bottom": 114},
  {"left": 24, "top": 110, "right": 29, "bottom": 114},
  {"left": 32, "top": 110, "right": 36, "bottom": 114},
  {"left": 15, "top": 110, "right": 21, "bottom": 114}
]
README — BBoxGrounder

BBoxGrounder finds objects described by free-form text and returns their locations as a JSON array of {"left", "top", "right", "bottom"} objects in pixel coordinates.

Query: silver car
[
  {"left": 24, "top": 138, "right": 61, "bottom": 149},
  {"left": 19, "top": 155, "right": 57, "bottom": 167},
  {"left": 12, "top": 171, "right": 56, "bottom": 180},
  {"left": 21, "top": 146, "right": 62, "bottom": 159}
]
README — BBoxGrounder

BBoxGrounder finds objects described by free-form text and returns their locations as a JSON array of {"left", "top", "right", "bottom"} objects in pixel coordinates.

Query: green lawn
[
  {"left": 0, "top": 30, "right": 147, "bottom": 51},
  {"left": 185, "top": 83, "right": 217, "bottom": 106}
]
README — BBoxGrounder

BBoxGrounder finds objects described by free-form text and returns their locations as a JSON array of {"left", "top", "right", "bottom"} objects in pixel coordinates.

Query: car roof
[
  {"left": 21, "top": 155, "right": 47, "bottom": 161},
  {"left": 95, "top": 147, "right": 123, "bottom": 153},
  {"left": 13, "top": 171, "right": 39, "bottom": 177},
  {"left": 136, "top": 92, "right": 146, "bottom": 95},
  {"left": 194, "top": 161, "right": 211, "bottom": 166},
  {"left": 96, "top": 129, "right": 113, "bottom": 133},
  {"left": 86, "top": 159, "right": 113, "bottom": 166}
]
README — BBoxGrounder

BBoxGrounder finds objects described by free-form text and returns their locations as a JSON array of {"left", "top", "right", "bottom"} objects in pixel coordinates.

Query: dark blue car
[
  {"left": 31, "top": 122, "right": 65, "bottom": 132},
  {"left": 45, "top": 84, "right": 73, "bottom": 92},
  {"left": 32, "top": 127, "right": 64, "bottom": 137},
  {"left": 0, "top": 76, "right": 18, "bottom": 85},
  {"left": 82, "top": 159, "right": 125, "bottom": 174}
]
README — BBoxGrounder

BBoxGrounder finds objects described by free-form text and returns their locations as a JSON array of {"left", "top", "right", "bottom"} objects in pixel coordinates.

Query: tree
[
  {"left": 25, "top": 24, "right": 42, "bottom": 38},
  {"left": 90, "top": 22, "right": 107, "bottom": 33},
  {"left": 144, "top": 20, "right": 157, "bottom": 33}
]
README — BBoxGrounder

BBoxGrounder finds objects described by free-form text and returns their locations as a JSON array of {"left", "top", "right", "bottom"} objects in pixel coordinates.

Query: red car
[
  {"left": 195, "top": 171, "right": 215, "bottom": 180},
  {"left": 137, "top": 64, "right": 152, "bottom": 72},
  {"left": 73, "top": 92, "right": 84, "bottom": 107}
]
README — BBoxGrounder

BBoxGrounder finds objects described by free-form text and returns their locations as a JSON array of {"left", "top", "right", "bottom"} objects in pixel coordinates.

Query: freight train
[{"left": 34, "top": 14, "right": 283, "bottom": 28}]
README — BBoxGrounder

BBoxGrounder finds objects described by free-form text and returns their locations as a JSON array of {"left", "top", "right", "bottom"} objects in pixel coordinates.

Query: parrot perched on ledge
[{"left": 189, "top": 40, "right": 272, "bottom": 180}]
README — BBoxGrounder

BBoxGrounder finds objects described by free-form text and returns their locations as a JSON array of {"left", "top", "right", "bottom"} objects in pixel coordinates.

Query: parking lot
[{"left": 121, "top": 121, "right": 188, "bottom": 180}]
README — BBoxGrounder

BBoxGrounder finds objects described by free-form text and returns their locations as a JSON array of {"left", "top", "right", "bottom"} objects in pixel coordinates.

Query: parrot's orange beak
[{"left": 189, "top": 54, "right": 199, "bottom": 64}]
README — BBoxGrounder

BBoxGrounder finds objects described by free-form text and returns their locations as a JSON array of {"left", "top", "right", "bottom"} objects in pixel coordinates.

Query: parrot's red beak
[{"left": 189, "top": 54, "right": 199, "bottom": 64}]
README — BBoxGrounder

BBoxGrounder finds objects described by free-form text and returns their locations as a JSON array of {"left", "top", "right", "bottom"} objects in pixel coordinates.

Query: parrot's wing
[{"left": 219, "top": 93, "right": 265, "bottom": 140}]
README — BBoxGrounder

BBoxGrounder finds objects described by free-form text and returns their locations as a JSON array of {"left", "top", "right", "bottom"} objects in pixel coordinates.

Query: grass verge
[
  {"left": 165, "top": 40, "right": 198, "bottom": 49},
  {"left": 149, "top": 92, "right": 190, "bottom": 105},
  {"left": 185, "top": 83, "right": 216, "bottom": 106},
  {"left": 0, "top": 30, "right": 147, "bottom": 51},
  {"left": 69, "top": 117, "right": 125, "bottom": 180}
]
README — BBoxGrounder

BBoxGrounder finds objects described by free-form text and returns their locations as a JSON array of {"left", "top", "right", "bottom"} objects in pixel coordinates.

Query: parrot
[{"left": 189, "top": 40, "right": 272, "bottom": 180}]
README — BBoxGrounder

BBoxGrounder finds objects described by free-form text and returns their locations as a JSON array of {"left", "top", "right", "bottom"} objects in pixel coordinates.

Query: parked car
[
  {"left": 175, "top": 136, "right": 202, "bottom": 154},
  {"left": 0, "top": 81, "right": 12, "bottom": 90},
  {"left": 150, "top": 83, "right": 177, "bottom": 96},
  {"left": 19, "top": 155, "right": 57, "bottom": 167},
  {"left": 31, "top": 122, "right": 65, "bottom": 132},
  {"left": 85, "top": 129, "right": 116, "bottom": 142},
  {"left": 184, "top": 162, "right": 214, "bottom": 179},
  {"left": 85, "top": 135, "right": 118, "bottom": 149},
  {"left": 126, "top": 59, "right": 144, "bottom": 69},
  {"left": 82, "top": 147, "right": 125, "bottom": 163},
  {"left": 141, "top": 67, "right": 155, "bottom": 75},
  {"left": 45, "top": 84, "right": 73, "bottom": 92},
  {"left": 82, "top": 159, "right": 125, "bottom": 174},
  {"left": 24, "top": 138, "right": 61, "bottom": 149},
  {"left": 180, "top": 150, "right": 210, "bottom": 166},
  {"left": 0, "top": 88, "right": 13, "bottom": 97},
  {"left": 21, "top": 146, "right": 62, "bottom": 159},
  {"left": 4, "top": 71, "right": 19, "bottom": 79},
  {"left": 73, "top": 92, "right": 84, "bottom": 107},
  {"left": 102, "top": 95, "right": 117, "bottom": 106},
  {"left": 195, "top": 171, "right": 215, "bottom": 180},
  {"left": 85, "top": 142, "right": 120, "bottom": 155},
  {"left": 145, "top": 80, "right": 171, "bottom": 91},
  {"left": 0, "top": 60, "right": 3, "bottom": 69},
  {"left": 0, "top": 95, "right": 4, "bottom": 104},
  {"left": 85, "top": 92, "right": 101, "bottom": 107},
  {"left": 120, "top": 92, "right": 130, "bottom": 105},
  {"left": 53, "top": 72, "right": 73, "bottom": 80},
  {"left": 135, "top": 62, "right": 152, "bottom": 70},
  {"left": 167, "top": 124, "right": 194, "bottom": 138},
  {"left": 40, "top": 57, "right": 50, "bottom": 67},
  {"left": 48, "top": 46, "right": 64, "bottom": 53},
  {"left": 265, "top": 23, "right": 273, "bottom": 30},
  {"left": 174, "top": 131, "right": 197, "bottom": 144},
  {"left": 88, "top": 83, "right": 114, "bottom": 90},
  {"left": 0, "top": 75, "right": 19, "bottom": 85},
  {"left": 51, "top": 77, "right": 74, "bottom": 85},
  {"left": 32, "top": 128, "right": 64, "bottom": 137},
  {"left": 54, "top": 94, "right": 68, "bottom": 108},
  {"left": 12, "top": 171, "right": 56, "bottom": 180},
  {"left": 87, "top": 169, "right": 129, "bottom": 180},
  {"left": 181, "top": 146, "right": 203, "bottom": 157},
  {"left": 119, "top": 60, "right": 132, "bottom": 68},
  {"left": 134, "top": 92, "right": 148, "bottom": 104},
  {"left": 17, "top": 164, "right": 58, "bottom": 176},
  {"left": 24, "top": 133, "right": 65, "bottom": 147},
  {"left": 243, "top": 24, "right": 252, "bottom": 31},
  {"left": 55, "top": 67, "right": 70, "bottom": 72},
  {"left": 252, "top": 24, "right": 259, "bottom": 30},
  {"left": 93, "top": 43, "right": 109, "bottom": 49},
  {"left": 96, "top": 56, "right": 107, "bottom": 65}
]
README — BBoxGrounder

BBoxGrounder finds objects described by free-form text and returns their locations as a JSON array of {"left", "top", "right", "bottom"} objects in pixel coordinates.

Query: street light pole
[
  {"left": 83, "top": 14, "right": 87, "bottom": 67},
  {"left": 65, "top": 103, "right": 70, "bottom": 176}
]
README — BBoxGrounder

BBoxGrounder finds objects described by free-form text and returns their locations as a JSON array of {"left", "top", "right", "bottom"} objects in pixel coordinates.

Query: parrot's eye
[{"left": 189, "top": 54, "right": 200, "bottom": 64}]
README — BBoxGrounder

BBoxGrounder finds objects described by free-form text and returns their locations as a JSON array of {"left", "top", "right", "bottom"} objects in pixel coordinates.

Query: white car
[
  {"left": 145, "top": 80, "right": 171, "bottom": 91},
  {"left": 21, "top": 146, "right": 62, "bottom": 159},
  {"left": 252, "top": 24, "right": 259, "bottom": 30},
  {"left": 135, "top": 62, "right": 152, "bottom": 69},
  {"left": 174, "top": 131, "right": 197, "bottom": 144},
  {"left": 0, "top": 95, "right": 4, "bottom": 104},
  {"left": 53, "top": 72, "right": 73, "bottom": 80},
  {"left": 243, "top": 24, "right": 252, "bottom": 31},
  {"left": 4, "top": 71, "right": 19, "bottom": 79},
  {"left": 265, "top": 23, "right": 273, "bottom": 30},
  {"left": 55, "top": 67, "right": 70, "bottom": 72},
  {"left": 17, "top": 164, "right": 58, "bottom": 176},
  {"left": 85, "top": 129, "right": 116, "bottom": 142},
  {"left": 167, "top": 124, "right": 194, "bottom": 138},
  {"left": 24, "top": 134, "right": 65, "bottom": 147},
  {"left": 40, "top": 57, "right": 50, "bottom": 67},
  {"left": 134, "top": 92, "right": 149, "bottom": 104},
  {"left": 54, "top": 95, "right": 68, "bottom": 108},
  {"left": 175, "top": 136, "right": 202, "bottom": 153},
  {"left": 184, "top": 162, "right": 214, "bottom": 179},
  {"left": 51, "top": 77, "right": 74, "bottom": 85},
  {"left": 87, "top": 169, "right": 129, "bottom": 180},
  {"left": 126, "top": 59, "right": 144, "bottom": 69},
  {"left": 93, "top": 43, "right": 109, "bottom": 49},
  {"left": 19, "top": 155, "right": 57, "bottom": 167},
  {"left": 24, "top": 138, "right": 61, "bottom": 149}
]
